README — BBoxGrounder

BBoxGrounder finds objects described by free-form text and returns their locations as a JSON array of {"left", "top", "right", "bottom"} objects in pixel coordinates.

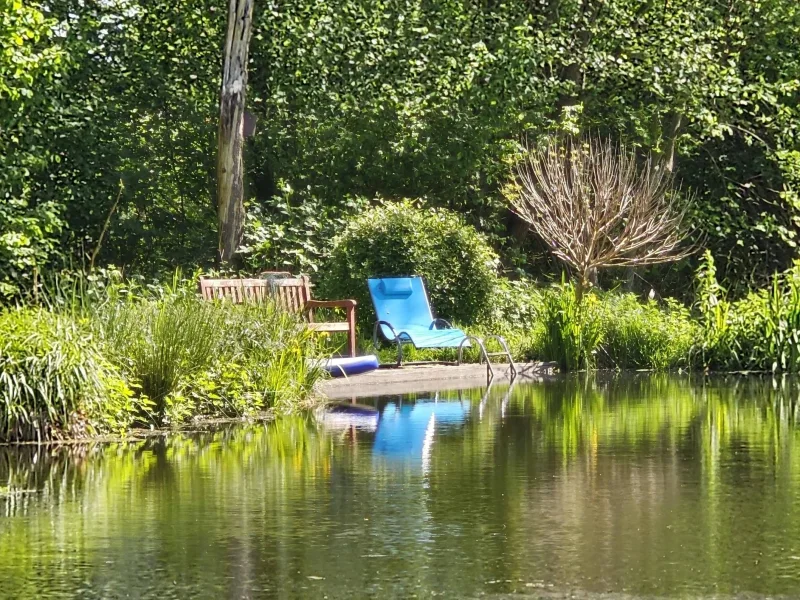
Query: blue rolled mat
[{"left": 321, "top": 354, "right": 380, "bottom": 377}]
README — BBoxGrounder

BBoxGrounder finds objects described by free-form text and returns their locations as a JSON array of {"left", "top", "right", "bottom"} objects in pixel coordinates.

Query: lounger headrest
[{"left": 380, "top": 278, "right": 414, "bottom": 297}]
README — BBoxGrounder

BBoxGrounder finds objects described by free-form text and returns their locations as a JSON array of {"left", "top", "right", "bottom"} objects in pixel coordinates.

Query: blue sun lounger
[{"left": 368, "top": 276, "right": 516, "bottom": 373}]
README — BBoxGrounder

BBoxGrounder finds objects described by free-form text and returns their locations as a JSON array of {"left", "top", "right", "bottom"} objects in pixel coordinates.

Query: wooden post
[
  {"left": 346, "top": 305, "right": 357, "bottom": 357},
  {"left": 217, "top": 0, "right": 254, "bottom": 264}
]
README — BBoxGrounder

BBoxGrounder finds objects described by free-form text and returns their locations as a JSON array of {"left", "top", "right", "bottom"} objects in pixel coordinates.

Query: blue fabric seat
[{"left": 368, "top": 276, "right": 469, "bottom": 363}]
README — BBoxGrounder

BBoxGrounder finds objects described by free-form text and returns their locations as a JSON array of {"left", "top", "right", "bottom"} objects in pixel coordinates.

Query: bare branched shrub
[{"left": 510, "top": 136, "right": 694, "bottom": 296}]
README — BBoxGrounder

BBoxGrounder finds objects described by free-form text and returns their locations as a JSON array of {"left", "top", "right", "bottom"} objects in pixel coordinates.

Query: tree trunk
[
  {"left": 217, "top": 0, "right": 254, "bottom": 264},
  {"left": 658, "top": 111, "right": 683, "bottom": 173}
]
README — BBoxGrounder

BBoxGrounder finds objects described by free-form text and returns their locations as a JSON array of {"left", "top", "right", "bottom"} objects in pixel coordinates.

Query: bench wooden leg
[{"left": 347, "top": 306, "right": 357, "bottom": 357}]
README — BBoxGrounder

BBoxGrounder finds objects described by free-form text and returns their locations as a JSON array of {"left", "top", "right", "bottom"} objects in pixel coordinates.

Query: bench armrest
[
  {"left": 306, "top": 299, "right": 357, "bottom": 309},
  {"left": 306, "top": 299, "right": 357, "bottom": 357}
]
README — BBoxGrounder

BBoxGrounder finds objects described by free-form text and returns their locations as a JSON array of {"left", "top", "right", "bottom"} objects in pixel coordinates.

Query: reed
[
  {"left": 94, "top": 290, "right": 324, "bottom": 424},
  {"left": 695, "top": 252, "right": 800, "bottom": 372},
  {"left": 539, "top": 282, "right": 603, "bottom": 371},
  {"left": 2, "top": 271, "right": 324, "bottom": 439},
  {"left": 0, "top": 307, "right": 138, "bottom": 442},
  {"left": 599, "top": 294, "right": 697, "bottom": 370}
]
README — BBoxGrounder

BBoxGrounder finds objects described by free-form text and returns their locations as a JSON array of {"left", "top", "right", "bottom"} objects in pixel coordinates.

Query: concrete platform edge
[{"left": 319, "top": 361, "right": 556, "bottom": 400}]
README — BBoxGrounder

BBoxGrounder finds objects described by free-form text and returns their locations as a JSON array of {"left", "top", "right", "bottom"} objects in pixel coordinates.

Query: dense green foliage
[
  {"left": 0, "top": 307, "right": 138, "bottom": 442},
  {"left": 0, "top": 1, "right": 65, "bottom": 296},
  {"left": 0, "top": 275, "right": 322, "bottom": 441},
  {"left": 521, "top": 285, "right": 695, "bottom": 372},
  {"left": 96, "top": 289, "right": 322, "bottom": 423},
  {"left": 1, "top": 0, "right": 798, "bottom": 299},
  {"left": 696, "top": 252, "right": 800, "bottom": 373},
  {"left": 538, "top": 284, "right": 603, "bottom": 371},
  {"left": 520, "top": 256, "right": 800, "bottom": 373},
  {"left": 320, "top": 201, "right": 500, "bottom": 329},
  {"left": 365, "top": 275, "right": 698, "bottom": 372},
  {"left": 599, "top": 295, "right": 697, "bottom": 370}
]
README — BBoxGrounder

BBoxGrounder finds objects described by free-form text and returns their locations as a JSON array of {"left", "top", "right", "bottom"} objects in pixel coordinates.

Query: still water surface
[{"left": 2, "top": 375, "right": 800, "bottom": 599}]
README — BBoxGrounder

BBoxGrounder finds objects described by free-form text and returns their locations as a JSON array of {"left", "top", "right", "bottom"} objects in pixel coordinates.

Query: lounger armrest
[
  {"left": 431, "top": 318, "right": 453, "bottom": 329},
  {"left": 306, "top": 299, "right": 357, "bottom": 309},
  {"left": 373, "top": 320, "right": 400, "bottom": 342},
  {"left": 373, "top": 320, "right": 405, "bottom": 366}
]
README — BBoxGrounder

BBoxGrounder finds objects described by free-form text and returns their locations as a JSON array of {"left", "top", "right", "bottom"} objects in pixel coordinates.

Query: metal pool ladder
[{"left": 457, "top": 334, "right": 517, "bottom": 381}]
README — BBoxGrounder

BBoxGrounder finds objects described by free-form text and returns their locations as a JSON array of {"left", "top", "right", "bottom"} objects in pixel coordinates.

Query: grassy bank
[
  {"left": 0, "top": 275, "right": 323, "bottom": 443},
  {"left": 8, "top": 253, "right": 800, "bottom": 442}
]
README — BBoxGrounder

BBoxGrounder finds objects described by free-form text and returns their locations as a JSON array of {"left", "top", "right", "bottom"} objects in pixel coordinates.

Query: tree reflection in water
[{"left": 1, "top": 374, "right": 799, "bottom": 598}]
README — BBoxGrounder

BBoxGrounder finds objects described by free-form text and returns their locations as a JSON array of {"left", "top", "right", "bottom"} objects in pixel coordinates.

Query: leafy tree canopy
[{"left": 1, "top": 0, "right": 798, "bottom": 297}]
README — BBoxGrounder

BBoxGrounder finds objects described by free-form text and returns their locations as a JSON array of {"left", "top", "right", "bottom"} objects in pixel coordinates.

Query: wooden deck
[{"left": 319, "top": 361, "right": 556, "bottom": 400}]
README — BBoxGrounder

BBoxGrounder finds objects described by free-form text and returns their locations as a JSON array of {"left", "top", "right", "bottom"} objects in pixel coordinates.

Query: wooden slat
[
  {"left": 199, "top": 276, "right": 357, "bottom": 355},
  {"left": 307, "top": 322, "right": 350, "bottom": 332},
  {"left": 278, "top": 286, "right": 289, "bottom": 310}
]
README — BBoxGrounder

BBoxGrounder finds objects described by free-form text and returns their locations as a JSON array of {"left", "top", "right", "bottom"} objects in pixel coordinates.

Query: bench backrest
[{"left": 199, "top": 276, "right": 312, "bottom": 313}]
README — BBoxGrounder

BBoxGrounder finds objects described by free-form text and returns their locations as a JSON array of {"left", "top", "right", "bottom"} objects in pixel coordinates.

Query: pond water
[{"left": 2, "top": 375, "right": 800, "bottom": 599}]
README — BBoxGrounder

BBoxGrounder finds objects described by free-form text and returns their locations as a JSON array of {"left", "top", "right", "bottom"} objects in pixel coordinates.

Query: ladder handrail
[{"left": 457, "top": 334, "right": 517, "bottom": 382}]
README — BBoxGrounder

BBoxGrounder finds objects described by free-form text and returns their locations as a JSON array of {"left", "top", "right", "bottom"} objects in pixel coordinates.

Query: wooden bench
[{"left": 199, "top": 275, "right": 357, "bottom": 356}]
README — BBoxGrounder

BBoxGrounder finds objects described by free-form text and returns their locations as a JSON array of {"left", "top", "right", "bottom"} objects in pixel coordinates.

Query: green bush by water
[
  {"left": 319, "top": 200, "right": 500, "bottom": 329},
  {"left": 696, "top": 252, "right": 800, "bottom": 372},
  {"left": 0, "top": 308, "right": 140, "bottom": 442},
  {"left": 96, "top": 293, "right": 223, "bottom": 420},
  {"left": 538, "top": 283, "right": 603, "bottom": 371},
  {"left": 496, "top": 282, "right": 696, "bottom": 372},
  {"left": 1, "top": 273, "right": 324, "bottom": 440},
  {"left": 599, "top": 294, "right": 697, "bottom": 370},
  {"left": 94, "top": 287, "right": 323, "bottom": 425}
]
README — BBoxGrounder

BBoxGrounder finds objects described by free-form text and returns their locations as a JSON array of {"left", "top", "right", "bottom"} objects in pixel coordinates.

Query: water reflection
[
  {"left": 1, "top": 375, "right": 800, "bottom": 599},
  {"left": 372, "top": 396, "right": 470, "bottom": 463}
]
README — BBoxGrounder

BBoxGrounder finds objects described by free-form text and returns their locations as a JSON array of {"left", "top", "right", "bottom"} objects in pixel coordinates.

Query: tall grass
[
  {"left": 599, "top": 294, "right": 697, "bottom": 370},
  {"left": 0, "top": 308, "right": 138, "bottom": 442},
  {"left": 539, "top": 282, "right": 603, "bottom": 371},
  {"left": 94, "top": 288, "right": 323, "bottom": 424},
  {"left": 96, "top": 295, "right": 226, "bottom": 420},
  {"left": 697, "top": 252, "right": 800, "bottom": 372},
  {"left": 2, "top": 271, "right": 324, "bottom": 440}
]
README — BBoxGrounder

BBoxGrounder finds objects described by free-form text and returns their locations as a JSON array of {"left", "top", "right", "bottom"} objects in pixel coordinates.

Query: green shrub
[
  {"left": 598, "top": 294, "right": 697, "bottom": 370},
  {"left": 744, "top": 271, "right": 800, "bottom": 371},
  {"left": 696, "top": 252, "right": 800, "bottom": 372},
  {"left": 95, "top": 294, "right": 225, "bottom": 421},
  {"left": 319, "top": 200, "right": 500, "bottom": 329},
  {"left": 240, "top": 191, "right": 373, "bottom": 275},
  {"left": 489, "top": 277, "right": 541, "bottom": 330},
  {"left": 539, "top": 283, "right": 603, "bottom": 371},
  {"left": 196, "top": 301, "right": 322, "bottom": 416},
  {"left": 94, "top": 290, "right": 323, "bottom": 424},
  {"left": 486, "top": 277, "right": 544, "bottom": 361},
  {"left": 0, "top": 307, "right": 139, "bottom": 442}
]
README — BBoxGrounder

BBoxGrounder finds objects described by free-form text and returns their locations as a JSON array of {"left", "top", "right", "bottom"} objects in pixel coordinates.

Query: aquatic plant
[
  {"left": 695, "top": 252, "right": 800, "bottom": 372},
  {"left": 539, "top": 282, "right": 603, "bottom": 371},
  {"left": 1, "top": 271, "right": 324, "bottom": 440},
  {"left": 0, "top": 307, "right": 139, "bottom": 442},
  {"left": 94, "top": 290, "right": 323, "bottom": 424},
  {"left": 599, "top": 294, "right": 697, "bottom": 370}
]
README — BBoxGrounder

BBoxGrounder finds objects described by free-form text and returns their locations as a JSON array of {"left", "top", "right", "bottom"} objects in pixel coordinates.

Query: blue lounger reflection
[{"left": 372, "top": 400, "right": 470, "bottom": 462}]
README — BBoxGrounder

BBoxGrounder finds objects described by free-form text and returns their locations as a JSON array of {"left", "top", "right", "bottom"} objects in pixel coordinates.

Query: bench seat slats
[
  {"left": 199, "top": 276, "right": 357, "bottom": 356},
  {"left": 307, "top": 322, "right": 350, "bottom": 332}
]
